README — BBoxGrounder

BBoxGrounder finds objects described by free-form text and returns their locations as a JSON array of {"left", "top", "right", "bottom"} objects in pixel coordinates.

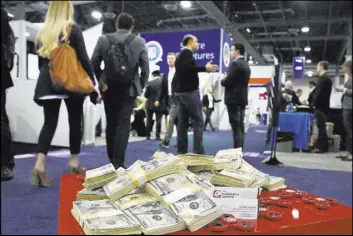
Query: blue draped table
[{"left": 272, "top": 112, "right": 316, "bottom": 150}]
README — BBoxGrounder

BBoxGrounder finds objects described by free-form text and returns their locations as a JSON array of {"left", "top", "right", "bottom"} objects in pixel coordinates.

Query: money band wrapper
[{"left": 127, "top": 167, "right": 148, "bottom": 188}]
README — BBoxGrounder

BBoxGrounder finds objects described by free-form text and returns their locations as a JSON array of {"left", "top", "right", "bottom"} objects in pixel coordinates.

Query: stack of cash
[
  {"left": 185, "top": 149, "right": 243, "bottom": 173},
  {"left": 83, "top": 164, "right": 117, "bottom": 190},
  {"left": 264, "top": 176, "right": 286, "bottom": 191},
  {"left": 71, "top": 199, "right": 141, "bottom": 235},
  {"left": 152, "top": 151, "right": 169, "bottom": 159},
  {"left": 249, "top": 171, "right": 270, "bottom": 188},
  {"left": 140, "top": 154, "right": 187, "bottom": 181},
  {"left": 145, "top": 170, "right": 214, "bottom": 200},
  {"left": 163, "top": 185, "right": 224, "bottom": 232},
  {"left": 103, "top": 173, "right": 140, "bottom": 202},
  {"left": 76, "top": 187, "right": 108, "bottom": 201},
  {"left": 115, "top": 193, "right": 186, "bottom": 235}
]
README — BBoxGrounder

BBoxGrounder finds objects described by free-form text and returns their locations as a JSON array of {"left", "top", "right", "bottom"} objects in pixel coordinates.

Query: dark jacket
[
  {"left": 156, "top": 70, "right": 176, "bottom": 106},
  {"left": 342, "top": 79, "right": 352, "bottom": 110},
  {"left": 174, "top": 48, "right": 206, "bottom": 93},
  {"left": 280, "top": 88, "right": 301, "bottom": 111},
  {"left": 91, "top": 29, "right": 149, "bottom": 98},
  {"left": 221, "top": 57, "right": 251, "bottom": 107},
  {"left": 33, "top": 23, "right": 96, "bottom": 105},
  {"left": 1, "top": 8, "right": 14, "bottom": 92},
  {"left": 312, "top": 72, "right": 332, "bottom": 112},
  {"left": 202, "top": 94, "right": 221, "bottom": 111},
  {"left": 308, "top": 88, "right": 315, "bottom": 107},
  {"left": 145, "top": 77, "right": 166, "bottom": 111}
]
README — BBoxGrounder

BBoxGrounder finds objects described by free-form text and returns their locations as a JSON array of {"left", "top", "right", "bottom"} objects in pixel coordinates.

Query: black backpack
[{"left": 104, "top": 34, "right": 137, "bottom": 86}]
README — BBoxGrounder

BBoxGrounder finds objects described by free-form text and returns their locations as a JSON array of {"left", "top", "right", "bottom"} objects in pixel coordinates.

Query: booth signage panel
[
  {"left": 220, "top": 29, "right": 233, "bottom": 73},
  {"left": 141, "top": 29, "right": 221, "bottom": 74},
  {"left": 292, "top": 56, "right": 306, "bottom": 79}
]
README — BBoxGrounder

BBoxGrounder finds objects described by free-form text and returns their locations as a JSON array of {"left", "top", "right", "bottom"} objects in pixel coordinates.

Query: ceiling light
[
  {"left": 25, "top": 32, "right": 30, "bottom": 37},
  {"left": 180, "top": 1, "right": 191, "bottom": 9},
  {"left": 255, "top": 61, "right": 258, "bottom": 64},
  {"left": 91, "top": 11, "right": 102, "bottom": 20},
  {"left": 249, "top": 60, "right": 254, "bottom": 65},
  {"left": 8, "top": 13, "right": 14, "bottom": 18},
  {"left": 230, "top": 37, "right": 234, "bottom": 41},
  {"left": 246, "top": 28, "right": 251, "bottom": 33},
  {"left": 301, "top": 26, "right": 310, "bottom": 33},
  {"left": 307, "top": 71, "right": 313, "bottom": 77},
  {"left": 304, "top": 46, "right": 311, "bottom": 52},
  {"left": 306, "top": 59, "right": 312, "bottom": 64}
]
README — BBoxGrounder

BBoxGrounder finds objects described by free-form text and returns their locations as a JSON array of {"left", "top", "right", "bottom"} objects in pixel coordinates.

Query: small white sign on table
[{"left": 211, "top": 187, "right": 259, "bottom": 220}]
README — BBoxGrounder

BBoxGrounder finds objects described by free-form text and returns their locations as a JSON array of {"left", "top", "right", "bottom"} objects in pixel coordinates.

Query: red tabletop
[{"left": 58, "top": 174, "right": 352, "bottom": 235}]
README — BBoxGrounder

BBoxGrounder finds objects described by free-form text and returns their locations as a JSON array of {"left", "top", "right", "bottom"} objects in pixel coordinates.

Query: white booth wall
[{"left": 6, "top": 22, "right": 103, "bottom": 147}]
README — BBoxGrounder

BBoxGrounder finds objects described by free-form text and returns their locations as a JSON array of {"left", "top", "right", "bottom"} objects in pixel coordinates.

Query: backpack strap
[{"left": 124, "top": 34, "right": 136, "bottom": 46}]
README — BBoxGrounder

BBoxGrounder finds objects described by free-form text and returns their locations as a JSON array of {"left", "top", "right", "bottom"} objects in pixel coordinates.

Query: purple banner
[
  {"left": 140, "top": 29, "right": 221, "bottom": 74},
  {"left": 292, "top": 56, "right": 306, "bottom": 79},
  {"left": 220, "top": 29, "right": 233, "bottom": 73}
]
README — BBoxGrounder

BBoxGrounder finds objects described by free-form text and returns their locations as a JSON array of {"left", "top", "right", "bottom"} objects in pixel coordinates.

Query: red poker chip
[
  {"left": 259, "top": 205, "right": 269, "bottom": 216},
  {"left": 315, "top": 201, "right": 331, "bottom": 210},
  {"left": 208, "top": 221, "right": 228, "bottom": 232},
  {"left": 260, "top": 198, "right": 273, "bottom": 205},
  {"left": 326, "top": 198, "right": 339, "bottom": 206},
  {"left": 302, "top": 197, "right": 316, "bottom": 204},
  {"left": 279, "top": 192, "right": 294, "bottom": 199},
  {"left": 221, "top": 214, "right": 237, "bottom": 224},
  {"left": 277, "top": 199, "right": 293, "bottom": 208},
  {"left": 235, "top": 221, "right": 256, "bottom": 232},
  {"left": 295, "top": 190, "right": 309, "bottom": 197},
  {"left": 265, "top": 211, "right": 283, "bottom": 221}
]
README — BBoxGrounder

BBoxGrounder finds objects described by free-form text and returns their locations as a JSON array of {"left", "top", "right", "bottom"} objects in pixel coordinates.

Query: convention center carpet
[{"left": 1, "top": 129, "right": 352, "bottom": 235}]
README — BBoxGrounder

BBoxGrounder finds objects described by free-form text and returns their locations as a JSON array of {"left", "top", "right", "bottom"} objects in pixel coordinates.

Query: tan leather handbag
[{"left": 48, "top": 23, "right": 95, "bottom": 94}]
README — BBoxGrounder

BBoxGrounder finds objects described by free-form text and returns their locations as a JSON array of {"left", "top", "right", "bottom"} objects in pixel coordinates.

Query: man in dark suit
[
  {"left": 311, "top": 61, "right": 332, "bottom": 153},
  {"left": 202, "top": 87, "right": 221, "bottom": 131},
  {"left": 91, "top": 13, "right": 149, "bottom": 169},
  {"left": 221, "top": 43, "right": 251, "bottom": 148},
  {"left": 1, "top": 8, "right": 15, "bottom": 181},
  {"left": 155, "top": 52, "right": 178, "bottom": 148},
  {"left": 174, "top": 34, "right": 218, "bottom": 154},
  {"left": 145, "top": 70, "right": 166, "bottom": 140}
]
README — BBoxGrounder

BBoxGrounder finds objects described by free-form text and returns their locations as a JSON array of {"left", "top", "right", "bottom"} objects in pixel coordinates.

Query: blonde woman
[{"left": 31, "top": 1, "right": 100, "bottom": 187}]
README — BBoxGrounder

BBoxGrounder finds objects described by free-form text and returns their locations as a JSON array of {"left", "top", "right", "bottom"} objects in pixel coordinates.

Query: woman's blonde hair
[{"left": 36, "top": 1, "right": 74, "bottom": 58}]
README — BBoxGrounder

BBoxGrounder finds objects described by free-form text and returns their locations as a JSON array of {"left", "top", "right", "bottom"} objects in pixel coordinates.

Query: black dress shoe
[
  {"left": 156, "top": 137, "right": 162, "bottom": 141},
  {"left": 146, "top": 136, "right": 150, "bottom": 140},
  {"left": 1, "top": 167, "right": 14, "bottom": 181}
]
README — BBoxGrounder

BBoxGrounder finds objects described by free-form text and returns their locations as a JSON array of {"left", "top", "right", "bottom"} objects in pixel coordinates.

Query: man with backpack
[
  {"left": 91, "top": 13, "right": 149, "bottom": 169},
  {"left": 1, "top": 8, "right": 15, "bottom": 181}
]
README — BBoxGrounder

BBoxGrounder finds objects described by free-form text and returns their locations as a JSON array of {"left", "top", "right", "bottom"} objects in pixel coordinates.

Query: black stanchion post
[{"left": 263, "top": 55, "right": 284, "bottom": 166}]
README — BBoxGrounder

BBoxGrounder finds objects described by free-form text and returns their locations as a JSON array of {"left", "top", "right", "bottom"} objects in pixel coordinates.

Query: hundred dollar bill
[{"left": 214, "top": 148, "right": 243, "bottom": 163}]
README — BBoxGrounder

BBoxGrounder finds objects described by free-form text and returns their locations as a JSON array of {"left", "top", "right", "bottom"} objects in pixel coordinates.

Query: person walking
[
  {"left": 1, "top": 8, "right": 15, "bottom": 181},
  {"left": 335, "top": 60, "right": 352, "bottom": 161},
  {"left": 91, "top": 12, "right": 149, "bottom": 169},
  {"left": 202, "top": 87, "right": 221, "bottom": 131},
  {"left": 31, "top": 1, "right": 101, "bottom": 187},
  {"left": 174, "top": 34, "right": 218, "bottom": 154},
  {"left": 144, "top": 70, "right": 165, "bottom": 140}
]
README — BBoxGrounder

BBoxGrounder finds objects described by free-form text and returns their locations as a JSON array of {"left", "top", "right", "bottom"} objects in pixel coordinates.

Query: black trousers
[
  {"left": 314, "top": 108, "right": 329, "bottom": 151},
  {"left": 204, "top": 108, "right": 214, "bottom": 130},
  {"left": 1, "top": 90, "right": 15, "bottom": 170},
  {"left": 227, "top": 104, "right": 245, "bottom": 148},
  {"left": 343, "top": 109, "right": 352, "bottom": 155},
  {"left": 176, "top": 91, "right": 204, "bottom": 154},
  {"left": 146, "top": 109, "right": 163, "bottom": 138},
  {"left": 104, "top": 89, "right": 135, "bottom": 168},
  {"left": 37, "top": 96, "right": 84, "bottom": 155}
]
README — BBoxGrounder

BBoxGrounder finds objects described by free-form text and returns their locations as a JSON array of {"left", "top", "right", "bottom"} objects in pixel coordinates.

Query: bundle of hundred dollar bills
[
  {"left": 103, "top": 154, "right": 187, "bottom": 202},
  {"left": 71, "top": 199, "right": 141, "bottom": 235},
  {"left": 162, "top": 185, "right": 224, "bottom": 232},
  {"left": 83, "top": 164, "right": 117, "bottom": 190},
  {"left": 113, "top": 193, "right": 186, "bottom": 235},
  {"left": 145, "top": 170, "right": 214, "bottom": 200}
]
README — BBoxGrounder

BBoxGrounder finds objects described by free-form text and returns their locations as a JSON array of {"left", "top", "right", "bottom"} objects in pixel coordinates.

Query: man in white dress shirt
[{"left": 155, "top": 53, "right": 178, "bottom": 148}]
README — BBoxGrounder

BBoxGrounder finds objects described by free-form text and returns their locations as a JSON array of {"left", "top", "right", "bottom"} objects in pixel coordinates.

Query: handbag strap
[{"left": 63, "top": 23, "right": 73, "bottom": 44}]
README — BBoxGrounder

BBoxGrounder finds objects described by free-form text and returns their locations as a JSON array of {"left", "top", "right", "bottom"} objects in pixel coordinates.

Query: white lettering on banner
[
  {"left": 180, "top": 41, "right": 215, "bottom": 61},
  {"left": 295, "top": 66, "right": 303, "bottom": 70}
]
